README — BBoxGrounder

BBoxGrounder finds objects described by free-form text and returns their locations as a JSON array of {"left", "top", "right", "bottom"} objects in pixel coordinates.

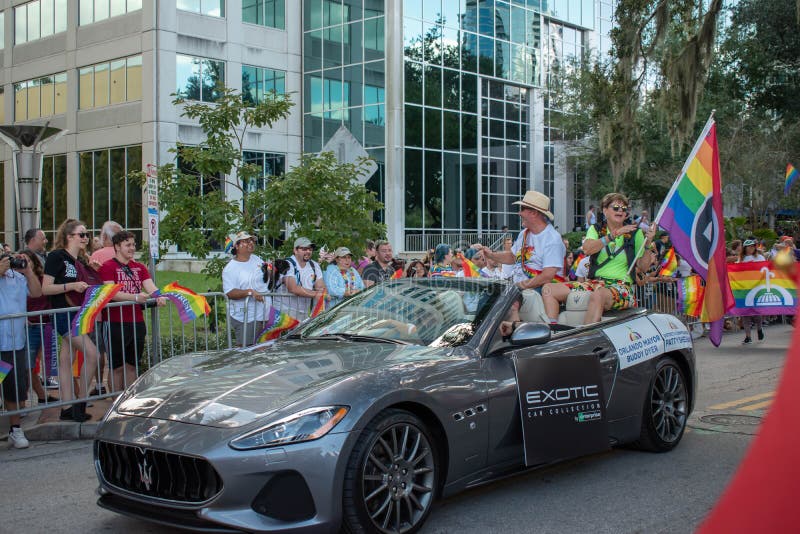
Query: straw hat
[{"left": 512, "top": 190, "right": 554, "bottom": 220}]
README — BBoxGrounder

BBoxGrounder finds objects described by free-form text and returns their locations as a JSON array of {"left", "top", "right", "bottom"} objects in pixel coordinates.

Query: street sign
[{"left": 146, "top": 164, "right": 159, "bottom": 260}]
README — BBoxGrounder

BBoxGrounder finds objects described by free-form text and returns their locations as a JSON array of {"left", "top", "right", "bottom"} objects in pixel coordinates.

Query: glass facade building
[{"left": 303, "top": 0, "right": 597, "bottom": 251}]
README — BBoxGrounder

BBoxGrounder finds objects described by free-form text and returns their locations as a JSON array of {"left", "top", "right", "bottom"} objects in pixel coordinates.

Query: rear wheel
[
  {"left": 634, "top": 357, "right": 688, "bottom": 452},
  {"left": 342, "top": 409, "right": 438, "bottom": 534}
]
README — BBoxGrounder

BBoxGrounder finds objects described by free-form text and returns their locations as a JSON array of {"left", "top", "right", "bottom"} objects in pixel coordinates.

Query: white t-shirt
[
  {"left": 510, "top": 225, "right": 566, "bottom": 283},
  {"left": 222, "top": 255, "right": 270, "bottom": 322},
  {"left": 575, "top": 255, "right": 591, "bottom": 279},
  {"left": 676, "top": 257, "right": 694, "bottom": 278},
  {"left": 274, "top": 256, "right": 324, "bottom": 321},
  {"left": 741, "top": 254, "right": 765, "bottom": 263}
]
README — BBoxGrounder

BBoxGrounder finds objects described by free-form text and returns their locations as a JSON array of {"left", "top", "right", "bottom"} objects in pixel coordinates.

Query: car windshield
[{"left": 297, "top": 278, "right": 506, "bottom": 347}]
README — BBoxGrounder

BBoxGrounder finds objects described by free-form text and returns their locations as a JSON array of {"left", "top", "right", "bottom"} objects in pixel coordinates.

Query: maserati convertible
[{"left": 94, "top": 278, "right": 696, "bottom": 533}]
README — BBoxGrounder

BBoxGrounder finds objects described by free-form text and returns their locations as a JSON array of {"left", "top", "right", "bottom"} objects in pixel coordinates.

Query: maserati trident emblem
[
  {"left": 144, "top": 425, "right": 158, "bottom": 438},
  {"left": 138, "top": 453, "right": 154, "bottom": 491}
]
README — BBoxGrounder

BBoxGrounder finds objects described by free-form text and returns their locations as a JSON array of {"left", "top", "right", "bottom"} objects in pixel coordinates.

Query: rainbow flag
[
  {"left": 654, "top": 116, "right": 734, "bottom": 346},
  {"left": 70, "top": 283, "right": 123, "bottom": 336},
  {"left": 429, "top": 265, "right": 455, "bottom": 277},
  {"left": 224, "top": 236, "right": 233, "bottom": 254},
  {"left": 256, "top": 307, "right": 300, "bottom": 342},
  {"left": 677, "top": 275, "right": 705, "bottom": 317},
  {"left": 569, "top": 253, "right": 585, "bottom": 279},
  {"left": 391, "top": 268, "right": 404, "bottom": 279},
  {"left": 152, "top": 282, "right": 211, "bottom": 323},
  {"left": 785, "top": 163, "right": 799, "bottom": 195},
  {"left": 727, "top": 260, "right": 797, "bottom": 316},
  {"left": 0, "top": 360, "right": 12, "bottom": 384},
  {"left": 458, "top": 253, "right": 480, "bottom": 277},
  {"left": 310, "top": 291, "right": 326, "bottom": 317},
  {"left": 658, "top": 248, "right": 678, "bottom": 277}
]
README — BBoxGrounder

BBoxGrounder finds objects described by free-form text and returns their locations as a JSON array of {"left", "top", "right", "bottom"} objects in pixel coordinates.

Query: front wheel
[
  {"left": 634, "top": 357, "right": 689, "bottom": 452},
  {"left": 342, "top": 409, "right": 438, "bottom": 534}
]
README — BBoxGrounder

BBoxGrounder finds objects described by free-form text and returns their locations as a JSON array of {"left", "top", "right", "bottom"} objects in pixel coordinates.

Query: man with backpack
[
  {"left": 275, "top": 237, "right": 326, "bottom": 322},
  {"left": 542, "top": 193, "right": 657, "bottom": 325}
]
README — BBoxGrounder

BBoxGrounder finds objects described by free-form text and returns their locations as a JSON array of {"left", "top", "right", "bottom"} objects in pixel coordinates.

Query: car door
[{"left": 483, "top": 328, "right": 617, "bottom": 468}]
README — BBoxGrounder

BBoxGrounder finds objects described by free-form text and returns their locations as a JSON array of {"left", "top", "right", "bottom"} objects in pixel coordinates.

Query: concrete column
[{"left": 384, "top": 0, "right": 405, "bottom": 252}]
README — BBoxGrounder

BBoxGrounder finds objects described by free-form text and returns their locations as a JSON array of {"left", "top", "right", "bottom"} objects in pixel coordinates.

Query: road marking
[
  {"left": 740, "top": 399, "right": 773, "bottom": 412},
  {"left": 708, "top": 391, "right": 774, "bottom": 411}
]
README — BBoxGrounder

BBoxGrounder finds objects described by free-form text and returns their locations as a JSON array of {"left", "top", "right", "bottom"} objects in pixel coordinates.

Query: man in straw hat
[{"left": 475, "top": 190, "right": 566, "bottom": 291}]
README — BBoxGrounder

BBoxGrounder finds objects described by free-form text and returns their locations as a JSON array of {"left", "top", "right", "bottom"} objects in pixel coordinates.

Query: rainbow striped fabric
[
  {"left": 785, "top": 163, "right": 798, "bottom": 195},
  {"left": 224, "top": 236, "right": 233, "bottom": 254},
  {"left": 0, "top": 360, "right": 12, "bottom": 384},
  {"left": 677, "top": 275, "right": 705, "bottom": 317},
  {"left": 310, "top": 291, "right": 326, "bottom": 317},
  {"left": 390, "top": 268, "right": 404, "bottom": 279},
  {"left": 727, "top": 260, "right": 797, "bottom": 316},
  {"left": 152, "top": 282, "right": 211, "bottom": 323},
  {"left": 429, "top": 265, "right": 455, "bottom": 277},
  {"left": 569, "top": 253, "right": 585, "bottom": 279},
  {"left": 458, "top": 253, "right": 480, "bottom": 277},
  {"left": 256, "top": 307, "right": 300, "bottom": 342},
  {"left": 658, "top": 248, "right": 678, "bottom": 277},
  {"left": 655, "top": 116, "right": 734, "bottom": 346},
  {"left": 70, "top": 283, "right": 123, "bottom": 336}
]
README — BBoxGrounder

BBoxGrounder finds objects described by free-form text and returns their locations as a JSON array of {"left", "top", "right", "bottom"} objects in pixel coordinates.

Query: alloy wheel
[{"left": 651, "top": 364, "right": 688, "bottom": 443}]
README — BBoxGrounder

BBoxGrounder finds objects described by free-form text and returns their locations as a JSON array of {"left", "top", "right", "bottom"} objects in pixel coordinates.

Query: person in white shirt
[
  {"left": 275, "top": 237, "right": 326, "bottom": 322},
  {"left": 475, "top": 190, "right": 566, "bottom": 291},
  {"left": 222, "top": 231, "right": 270, "bottom": 346},
  {"left": 738, "top": 239, "right": 766, "bottom": 344}
]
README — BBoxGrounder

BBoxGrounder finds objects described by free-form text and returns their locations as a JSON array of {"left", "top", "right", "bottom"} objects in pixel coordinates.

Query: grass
[
  {"left": 150, "top": 270, "right": 217, "bottom": 293},
  {"left": 146, "top": 270, "right": 228, "bottom": 340}
]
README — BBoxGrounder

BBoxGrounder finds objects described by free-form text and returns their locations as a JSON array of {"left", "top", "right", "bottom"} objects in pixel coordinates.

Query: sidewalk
[{"left": 1, "top": 320, "right": 795, "bottom": 447}]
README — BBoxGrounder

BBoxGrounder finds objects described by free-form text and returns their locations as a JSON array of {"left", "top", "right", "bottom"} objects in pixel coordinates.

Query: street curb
[{"left": 24, "top": 421, "right": 101, "bottom": 441}]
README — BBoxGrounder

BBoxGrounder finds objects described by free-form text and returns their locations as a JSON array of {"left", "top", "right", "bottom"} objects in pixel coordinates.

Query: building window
[
  {"left": 14, "top": 73, "right": 67, "bottom": 122},
  {"left": 40, "top": 154, "right": 68, "bottom": 240},
  {"left": 79, "top": 0, "right": 142, "bottom": 25},
  {"left": 78, "top": 146, "right": 143, "bottom": 240},
  {"left": 242, "top": 0, "right": 284, "bottom": 29},
  {"left": 176, "top": 55, "right": 225, "bottom": 102},
  {"left": 242, "top": 151, "right": 285, "bottom": 191},
  {"left": 79, "top": 55, "right": 143, "bottom": 109},
  {"left": 177, "top": 0, "right": 225, "bottom": 18},
  {"left": 177, "top": 151, "right": 222, "bottom": 237},
  {"left": 0, "top": 13, "right": 5, "bottom": 50},
  {"left": 14, "top": 0, "right": 67, "bottom": 45},
  {"left": 242, "top": 66, "right": 286, "bottom": 105}
]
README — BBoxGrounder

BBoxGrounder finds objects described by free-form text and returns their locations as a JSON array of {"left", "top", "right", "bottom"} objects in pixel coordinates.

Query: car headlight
[{"left": 229, "top": 406, "right": 349, "bottom": 450}]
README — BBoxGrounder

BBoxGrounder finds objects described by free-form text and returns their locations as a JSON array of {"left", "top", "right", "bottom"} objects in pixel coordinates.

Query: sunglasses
[
  {"left": 609, "top": 205, "right": 628, "bottom": 213},
  {"left": 71, "top": 232, "right": 89, "bottom": 238}
]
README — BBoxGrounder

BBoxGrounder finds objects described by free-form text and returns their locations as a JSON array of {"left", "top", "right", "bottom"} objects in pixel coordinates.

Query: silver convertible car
[{"left": 95, "top": 278, "right": 696, "bottom": 533}]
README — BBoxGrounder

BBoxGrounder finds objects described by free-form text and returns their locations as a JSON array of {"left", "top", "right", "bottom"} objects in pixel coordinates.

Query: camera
[{"left": 0, "top": 254, "right": 27, "bottom": 270}]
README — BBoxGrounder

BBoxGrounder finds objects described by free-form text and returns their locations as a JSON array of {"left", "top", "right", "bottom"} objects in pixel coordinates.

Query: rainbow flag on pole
[
  {"left": 458, "top": 253, "right": 481, "bottom": 277},
  {"left": 654, "top": 115, "right": 734, "bottom": 346},
  {"left": 310, "top": 291, "right": 326, "bottom": 317},
  {"left": 71, "top": 283, "right": 122, "bottom": 336},
  {"left": 677, "top": 275, "right": 705, "bottom": 317},
  {"left": 256, "top": 307, "right": 300, "bottom": 342},
  {"left": 785, "top": 163, "right": 799, "bottom": 195},
  {"left": 152, "top": 282, "right": 211, "bottom": 323},
  {"left": 727, "top": 260, "right": 797, "bottom": 316},
  {"left": 658, "top": 247, "right": 678, "bottom": 277},
  {"left": 390, "top": 268, "right": 404, "bottom": 279}
]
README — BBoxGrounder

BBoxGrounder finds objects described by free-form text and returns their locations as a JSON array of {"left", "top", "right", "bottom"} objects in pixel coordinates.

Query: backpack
[
  {"left": 587, "top": 225, "right": 640, "bottom": 280},
  {"left": 286, "top": 257, "right": 319, "bottom": 288}
]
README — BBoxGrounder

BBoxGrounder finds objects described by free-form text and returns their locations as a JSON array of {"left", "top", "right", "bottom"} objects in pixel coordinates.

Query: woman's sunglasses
[
  {"left": 609, "top": 205, "right": 628, "bottom": 213},
  {"left": 71, "top": 232, "right": 89, "bottom": 238}
]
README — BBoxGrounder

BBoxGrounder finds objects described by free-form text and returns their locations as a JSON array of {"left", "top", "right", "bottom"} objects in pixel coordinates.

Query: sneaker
[
  {"left": 45, "top": 377, "right": 59, "bottom": 389},
  {"left": 89, "top": 385, "right": 108, "bottom": 396},
  {"left": 9, "top": 427, "right": 29, "bottom": 449},
  {"left": 742, "top": 337, "right": 752, "bottom": 344},
  {"left": 757, "top": 329, "right": 765, "bottom": 341},
  {"left": 37, "top": 396, "right": 60, "bottom": 404}
]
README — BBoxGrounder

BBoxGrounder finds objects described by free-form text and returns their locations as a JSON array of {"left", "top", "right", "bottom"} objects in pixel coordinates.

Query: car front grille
[{"left": 96, "top": 440, "right": 223, "bottom": 504}]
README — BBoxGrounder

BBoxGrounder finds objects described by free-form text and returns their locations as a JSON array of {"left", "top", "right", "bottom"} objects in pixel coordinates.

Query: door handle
[{"left": 592, "top": 347, "right": 610, "bottom": 358}]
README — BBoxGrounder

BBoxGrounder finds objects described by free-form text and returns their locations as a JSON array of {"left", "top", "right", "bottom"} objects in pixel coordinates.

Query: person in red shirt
[{"left": 98, "top": 231, "right": 166, "bottom": 391}]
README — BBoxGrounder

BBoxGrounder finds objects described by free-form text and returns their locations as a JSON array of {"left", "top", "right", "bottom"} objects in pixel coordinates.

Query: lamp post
[{"left": 0, "top": 123, "right": 67, "bottom": 249}]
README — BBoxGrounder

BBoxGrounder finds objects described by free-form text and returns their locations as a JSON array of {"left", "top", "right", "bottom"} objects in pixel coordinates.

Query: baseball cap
[
  {"left": 743, "top": 239, "right": 757, "bottom": 247},
  {"left": 232, "top": 231, "right": 254, "bottom": 246},
  {"left": 334, "top": 246, "right": 352, "bottom": 257},
  {"left": 780, "top": 235, "right": 794, "bottom": 242},
  {"left": 294, "top": 237, "right": 314, "bottom": 249}
]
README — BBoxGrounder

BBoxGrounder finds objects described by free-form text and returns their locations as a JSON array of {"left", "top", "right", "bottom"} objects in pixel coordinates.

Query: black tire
[
  {"left": 634, "top": 357, "right": 689, "bottom": 452},
  {"left": 341, "top": 409, "right": 438, "bottom": 534}
]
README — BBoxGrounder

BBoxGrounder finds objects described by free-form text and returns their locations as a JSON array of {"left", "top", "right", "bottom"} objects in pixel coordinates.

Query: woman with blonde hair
[{"left": 41, "top": 219, "right": 101, "bottom": 422}]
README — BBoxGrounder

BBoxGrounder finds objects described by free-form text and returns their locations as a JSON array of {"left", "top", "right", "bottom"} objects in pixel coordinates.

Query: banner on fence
[{"left": 728, "top": 260, "right": 797, "bottom": 316}]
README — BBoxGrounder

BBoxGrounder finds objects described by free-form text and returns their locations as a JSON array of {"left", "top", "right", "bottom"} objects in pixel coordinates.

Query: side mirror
[{"left": 510, "top": 322, "right": 551, "bottom": 346}]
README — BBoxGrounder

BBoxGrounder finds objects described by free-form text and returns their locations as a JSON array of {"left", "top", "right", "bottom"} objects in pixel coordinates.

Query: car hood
[{"left": 115, "top": 339, "right": 448, "bottom": 428}]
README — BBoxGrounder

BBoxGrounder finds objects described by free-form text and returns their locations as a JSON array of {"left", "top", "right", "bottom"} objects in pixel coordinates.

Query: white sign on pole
[{"left": 146, "top": 164, "right": 159, "bottom": 260}]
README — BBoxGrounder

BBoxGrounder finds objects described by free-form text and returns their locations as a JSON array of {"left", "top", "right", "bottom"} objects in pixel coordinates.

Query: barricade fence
[{"left": 1, "top": 282, "right": 699, "bottom": 418}]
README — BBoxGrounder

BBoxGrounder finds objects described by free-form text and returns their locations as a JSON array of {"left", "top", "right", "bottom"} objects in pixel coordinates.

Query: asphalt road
[{"left": 1, "top": 322, "right": 791, "bottom": 534}]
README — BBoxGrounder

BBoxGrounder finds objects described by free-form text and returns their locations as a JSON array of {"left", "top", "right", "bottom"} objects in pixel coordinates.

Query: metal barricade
[{"left": 0, "top": 292, "right": 231, "bottom": 418}]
